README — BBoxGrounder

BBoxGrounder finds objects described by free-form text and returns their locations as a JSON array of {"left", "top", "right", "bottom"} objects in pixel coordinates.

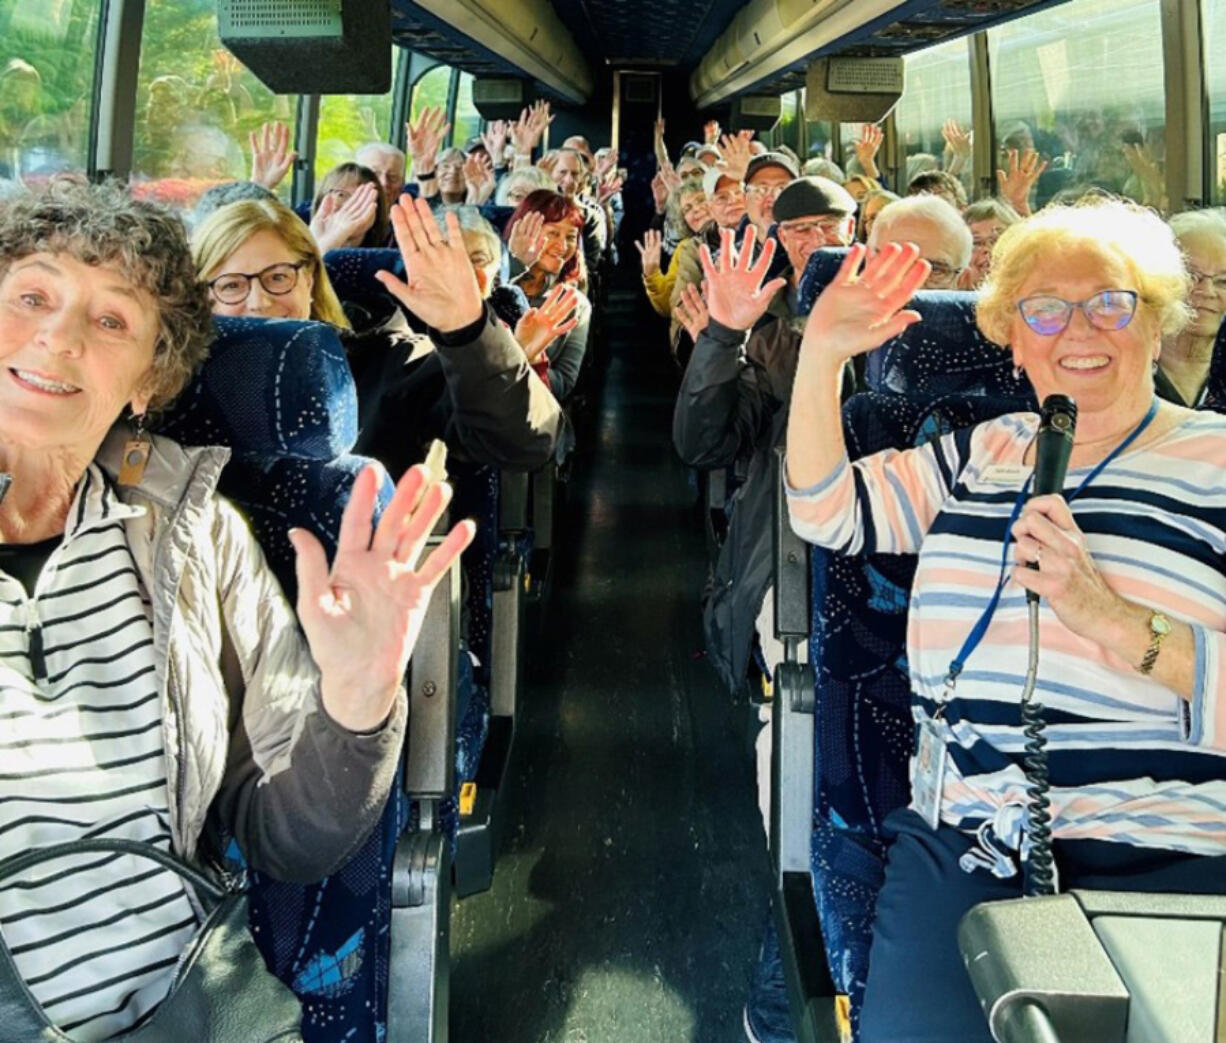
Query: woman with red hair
[{"left": 505, "top": 189, "right": 591, "bottom": 401}]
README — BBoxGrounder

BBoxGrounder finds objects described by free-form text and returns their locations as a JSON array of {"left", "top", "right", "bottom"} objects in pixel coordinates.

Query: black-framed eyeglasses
[
  {"left": 208, "top": 261, "right": 305, "bottom": 305},
  {"left": 1017, "top": 289, "right": 1138, "bottom": 336}
]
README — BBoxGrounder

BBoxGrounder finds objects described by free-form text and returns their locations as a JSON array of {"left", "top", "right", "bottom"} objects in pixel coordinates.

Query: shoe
[{"left": 743, "top": 920, "right": 797, "bottom": 1043}]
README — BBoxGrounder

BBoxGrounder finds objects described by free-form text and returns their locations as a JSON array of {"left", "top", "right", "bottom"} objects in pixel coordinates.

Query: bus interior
[{"left": 1, "top": 0, "right": 1226, "bottom": 1041}]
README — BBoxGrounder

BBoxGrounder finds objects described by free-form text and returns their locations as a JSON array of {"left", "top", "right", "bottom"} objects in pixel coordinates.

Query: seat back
[
  {"left": 807, "top": 388, "right": 1034, "bottom": 1032},
  {"left": 324, "top": 248, "right": 406, "bottom": 333},
  {"left": 861, "top": 290, "right": 1029, "bottom": 398},
  {"left": 797, "top": 246, "right": 849, "bottom": 310},
  {"left": 158, "top": 316, "right": 410, "bottom": 1043}
]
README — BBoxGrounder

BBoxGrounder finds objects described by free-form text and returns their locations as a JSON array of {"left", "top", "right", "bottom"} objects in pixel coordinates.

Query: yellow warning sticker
[{"left": 459, "top": 782, "right": 477, "bottom": 816}]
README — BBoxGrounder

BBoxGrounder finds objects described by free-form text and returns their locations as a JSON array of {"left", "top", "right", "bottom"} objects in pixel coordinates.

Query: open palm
[
  {"left": 290, "top": 464, "right": 476, "bottom": 731},
  {"left": 699, "top": 226, "right": 786, "bottom": 331}
]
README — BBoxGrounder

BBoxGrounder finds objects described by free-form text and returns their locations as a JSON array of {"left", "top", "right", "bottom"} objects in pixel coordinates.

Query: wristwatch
[{"left": 1139, "top": 611, "right": 1172, "bottom": 675}]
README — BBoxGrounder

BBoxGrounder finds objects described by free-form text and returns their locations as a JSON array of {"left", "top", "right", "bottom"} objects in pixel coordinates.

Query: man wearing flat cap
[{"left": 673, "top": 172, "right": 859, "bottom": 736}]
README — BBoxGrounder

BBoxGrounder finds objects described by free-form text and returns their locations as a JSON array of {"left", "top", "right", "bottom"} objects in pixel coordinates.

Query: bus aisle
[{"left": 451, "top": 275, "right": 774, "bottom": 1042}]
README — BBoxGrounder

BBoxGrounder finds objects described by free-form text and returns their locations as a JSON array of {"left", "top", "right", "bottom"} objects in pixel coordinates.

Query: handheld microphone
[{"left": 1027, "top": 395, "right": 1077, "bottom": 604}]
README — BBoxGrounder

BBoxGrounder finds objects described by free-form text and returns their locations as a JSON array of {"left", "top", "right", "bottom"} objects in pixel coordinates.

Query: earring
[{"left": 117, "top": 412, "right": 151, "bottom": 487}]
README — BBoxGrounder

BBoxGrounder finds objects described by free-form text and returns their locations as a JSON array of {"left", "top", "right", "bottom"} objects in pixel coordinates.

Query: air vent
[
  {"left": 219, "top": 0, "right": 341, "bottom": 37},
  {"left": 623, "top": 76, "right": 657, "bottom": 104}
]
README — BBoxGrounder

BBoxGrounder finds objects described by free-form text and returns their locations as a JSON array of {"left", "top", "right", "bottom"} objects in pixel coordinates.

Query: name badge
[
  {"left": 980, "top": 463, "right": 1032, "bottom": 487},
  {"left": 912, "top": 718, "right": 948, "bottom": 831}
]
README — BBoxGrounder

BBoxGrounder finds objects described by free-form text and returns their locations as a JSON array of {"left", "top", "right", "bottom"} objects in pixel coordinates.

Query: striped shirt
[
  {"left": 0, "top": 466, "right": 198, "bottom": 1040},
  {"left": 788, "top": 410, "right": 1226, "bottom": 863}
]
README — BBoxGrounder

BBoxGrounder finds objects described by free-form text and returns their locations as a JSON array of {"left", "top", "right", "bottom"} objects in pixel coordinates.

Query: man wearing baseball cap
[
  {"left": 702, "top": 163, "right": 748, "bottom": 232},
  {"left": 743, "top": 151, "right": 798, "bottom": 237}
]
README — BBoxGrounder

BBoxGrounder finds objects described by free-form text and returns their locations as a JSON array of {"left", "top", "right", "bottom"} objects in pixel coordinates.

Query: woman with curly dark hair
[{"left": 0, "top": 180, "right": 473, "bottom": 1039}]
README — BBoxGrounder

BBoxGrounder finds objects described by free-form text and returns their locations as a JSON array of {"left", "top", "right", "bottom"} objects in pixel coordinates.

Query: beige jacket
[{"left": 96, "top": 426, "right": 407, "bottom": 883}]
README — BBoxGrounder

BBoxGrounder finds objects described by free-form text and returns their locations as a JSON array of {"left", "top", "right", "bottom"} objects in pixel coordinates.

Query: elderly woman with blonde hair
[
  {"left": 785, "top": 197, "right": 1226, "bottom": 1040},
  {"left": 193, "top": 194, "right": 561, "bottom": 479},
  {"left": 1158, "top": 207, "right": 1226, "bottom": 408}
]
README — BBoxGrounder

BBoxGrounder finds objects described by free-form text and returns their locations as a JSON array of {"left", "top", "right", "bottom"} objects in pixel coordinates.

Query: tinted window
[
  {"left": 0, "top": 0, "right": 102, "bottom": 184},
  {"left": 132, "top": 0, "right": 296, "bottom": 208},
  {"left": 315, "top": 47, "right": 397, "bottom": 182},
  {"left": 895, "top": 37, "right": 973, "bottom": 195},
  {"left": 989, "top": 0, "right": 1166, "bottom": 210},
  {"left": 1206, "top": 0, "right": 1226, "bottom": 203}
]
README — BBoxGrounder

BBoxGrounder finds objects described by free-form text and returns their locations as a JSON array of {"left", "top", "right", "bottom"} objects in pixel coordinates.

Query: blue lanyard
[{"left": 940, "top": 399, "right": 1160, "bottom": 697}]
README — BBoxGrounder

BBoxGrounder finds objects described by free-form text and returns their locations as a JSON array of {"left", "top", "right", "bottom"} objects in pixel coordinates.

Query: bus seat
[
  {"left": 323, "top": 247, "right": 406, "bottom": 332},
  {"left": 294, "top": 201, "right": 312, "bottom": 225},
  {"left": 796, "top": 247, "right": 850, "bottom": 310},
  {"left": 158, "top": 315, "right": 451, "bottom": 1043},
  {"left": 859, "top": 291, "right": 1031, "bottom": 399},
  {"left": 784, "top": 390, "right": 1032, "bottom": 1035},
  {"left": 489, "top": 282, "right": 530, "bottom": 329}
]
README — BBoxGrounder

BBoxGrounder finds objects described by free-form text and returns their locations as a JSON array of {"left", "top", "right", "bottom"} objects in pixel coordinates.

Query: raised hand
[
  {"left": 941, "top": 118, "right": 971, "bottom": 176},
  {"left": 659, "top": 157, "right": 681, "bottom": 193},
  {"left": 651, "top": 172, "right": 671, "bottom": 214},
  {"left": 481, "top": 119, "right": 508, "bottom": 166},
  {"left": 376, "top": 197, "right": 484, "bottom": 332},
  {"left": 595, "top": 147, "right": 619, "bottom": 179},
  {"left": 537, "top": 152, "right": 559, "bottom": 179},
  {"left": 310, "top": 182, "right": 379, "bottom": 253},
  {"left": 853, "top": 123, "right": 884, "bottom": 178},
  {"left": 290, "top": 464, "right": 476, "bottom": 731},
  {"left": 407, "top": 106, "right": 450, "bottom": 174},
  {"left": 800, "top": 242, "right": 929, "bottom": 364},
  {"left": 597, "top": 173, "right": 624, "bottom": 205},
  {"left": 654, "top": 117, "right": 666, "bottom": 141},
  {"left": 698, "top": 225, "right": 787, "bottom": 332},
  {"left": 1122, "top": 141, "right": 1166, "bottom": 209},
  {"left": 703, "top": 120, "right": 721, "bottom": 145},
  {"left": 527, "top": 100, "right": 553, "bottom": 148},
  {"left": 514, "top": 284, "right": 580, "bottom": 363},
  {"left": 249, "top": 120, "right": 297, "bottom": 190},
  {"left": 673, "top": 282, "right": 710, "bottom": 341},
  {"left": 996, "top": 147, "right": 1047, "bottom": 217},
  {"left": 507, "top": 210, "right": 546, "bottom": 268},
  {"left": 716, "top": 130, "right": 755, "bottom": 183},
  {"left": 635, "top": 228, "right": 663, "bottom": 277},
  {"left": 463, "top": 151, "right": 496, "bottom": 204}
]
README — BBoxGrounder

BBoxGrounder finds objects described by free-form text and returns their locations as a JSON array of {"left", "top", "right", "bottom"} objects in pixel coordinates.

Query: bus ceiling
[{"left": 689, "top": 0, "right": 1081, "bottom": 112}]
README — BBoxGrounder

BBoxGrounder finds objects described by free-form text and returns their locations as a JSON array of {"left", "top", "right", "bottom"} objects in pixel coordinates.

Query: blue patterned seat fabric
[
  {"left": 323, "top": 248, "right": 406, "bottom": 333},
  {"left": 809, "top": 384, "right": 1035, "bottom": 1036},
  {"left": 157, "top": 314, "right": 407, "bottom": 1043},
  {"left": 796, "top": 246, "right": 849, "bottom": 312}
]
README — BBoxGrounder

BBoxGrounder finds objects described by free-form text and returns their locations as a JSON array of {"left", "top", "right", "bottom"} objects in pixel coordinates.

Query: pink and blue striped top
[{"left": 787, "top": 409, "right": 1226, "bottom": 863}]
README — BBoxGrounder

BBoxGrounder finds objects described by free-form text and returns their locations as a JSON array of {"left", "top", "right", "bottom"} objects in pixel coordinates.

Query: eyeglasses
[
  {"left": 209, "top": 261, "right": 305, "bottom": 305},
  {"left": 1017, "top": 289, "right": 1138, "bottom": 336},
  {"left": 745, "top": 183, "right": 787, "bottom": 198},
  {"left": 711, "top": 189, "right": 745, "bottom": 206},
  {"left": 778, "top": 217, "right": 845, "bottom": 239},
  {"left": 924, "top": 261, "right": 962, "bottom": 286},
  {"left": 1188, "top": 268, "right": 1226, "bottom": 294}
]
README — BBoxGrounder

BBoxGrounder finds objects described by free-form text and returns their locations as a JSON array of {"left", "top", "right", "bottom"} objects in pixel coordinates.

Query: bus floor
[{"left": 450, "top": 279, "right": 774, "bottom": 1042}]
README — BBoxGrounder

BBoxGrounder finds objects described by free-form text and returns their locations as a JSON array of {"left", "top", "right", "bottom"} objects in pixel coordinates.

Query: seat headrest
[
  {"left": 863, "top": 290, "right": 1033, "bottom": 401},
  {"left": 324, "top": 248, "right": 405, "bottom": 332},
  {"left": 489, "top": 284, "right": 529, "bottom": 328},
  {"left": 797, "top": 247, "right": 851, "bottom": 314},
  {"left": 157, "top": 315, "right": 357, "bottom": 460}
]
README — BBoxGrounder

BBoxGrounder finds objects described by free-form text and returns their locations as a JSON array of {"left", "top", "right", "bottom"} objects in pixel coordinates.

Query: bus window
[
  {"left": 894, "top": 37, "right": 973, "bottom": 196},
  {"left": 989, "top": 0, "right": 1166, "bottom": 211},
  {"left": 315, "top": 48, "right": 397, "bottom": 183},
  {"left": 803, "top": 111, "right": 833, "bottom": 164},
  {"left": 1206, "top": 0, "right": 1226, "bottom": 203},
  {"left": 131, "top": 0, "right": 295, "bottom": 209},
  {"left": 451, "top": 71, "right": 480, "bottom": 150},
  {"left": 0, "top": 0, "right": 101, "bottom": 185},
  {"left": 775, "top": 90, "right": 800, "bottom": 154}
]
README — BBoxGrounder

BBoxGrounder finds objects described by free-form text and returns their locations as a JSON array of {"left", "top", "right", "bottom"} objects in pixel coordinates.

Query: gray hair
[
  {"left": 1169, "top": 207, "right": 1226, "bottom": 258},
  {"left": 803, "top": 158, "right": 845, "bottom": 182},
  {"left": 495, "top": 166, "right": 554, "bottom": 207},
  {"left": 356, "top": 141, "right": 405, "bottom": 166},
  {"left": 0, "top": 180, "right": 211, "bottom": 410},
  {"left": 664, "top": 182, "right": 708, "bottom": 240},
  {"left": 191, "top": 179, "right": 278, "bottom": 226},
  {"left": 439, "top": 205, "right": 501, "bottom": 278},
  {"left": 869, "top": 194, "right": 973, "bottom": 269}
]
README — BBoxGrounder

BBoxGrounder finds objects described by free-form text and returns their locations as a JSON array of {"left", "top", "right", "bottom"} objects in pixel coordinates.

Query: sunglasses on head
[{"left": 1017, "top": 289, "right": 1138, "bottom": 336}]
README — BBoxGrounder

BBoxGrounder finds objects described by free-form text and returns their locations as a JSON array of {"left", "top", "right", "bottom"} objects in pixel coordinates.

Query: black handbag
[{"left": 0, "top": 837, "right": 303, "bottom": 1042}]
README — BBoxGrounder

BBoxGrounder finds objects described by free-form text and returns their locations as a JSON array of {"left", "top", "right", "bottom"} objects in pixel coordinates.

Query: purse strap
[{"left": 0, "top": 838, "right": 231, "bottom": 902}]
